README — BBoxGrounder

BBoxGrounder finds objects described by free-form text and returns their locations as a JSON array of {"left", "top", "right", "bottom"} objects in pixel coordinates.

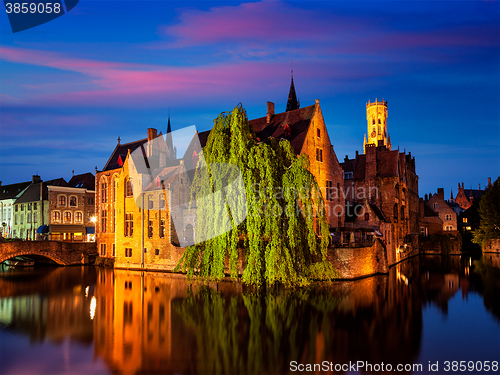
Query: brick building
[
  {"left": 452, "top": 178, "right": 491, "bottom": 210},
  {"left": 425, "top": 188, "right": 458, "bottom": 234},
  {"left": 96, "top": 123, "right": 190, "bottom": 269},
  {"left": 341, "top": 100, "right": 419, "bottom": 264}
]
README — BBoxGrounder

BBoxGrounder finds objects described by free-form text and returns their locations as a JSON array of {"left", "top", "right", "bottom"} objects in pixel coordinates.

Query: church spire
[
  {"left": 286, "top": 71, "right": 299, "bottom": 112},
  {"left": 166, "top": 112, "right": 173, "bottom": 156}
]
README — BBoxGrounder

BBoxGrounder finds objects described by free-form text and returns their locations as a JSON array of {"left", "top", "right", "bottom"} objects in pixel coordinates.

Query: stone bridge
[{"left": 0, "top": 240, "right": 97, "bottom": 266}]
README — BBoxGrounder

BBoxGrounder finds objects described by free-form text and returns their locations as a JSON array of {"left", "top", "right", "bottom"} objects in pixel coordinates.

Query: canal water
[{"left": 0, "top": 255, "right": 499, "bottom": 375}]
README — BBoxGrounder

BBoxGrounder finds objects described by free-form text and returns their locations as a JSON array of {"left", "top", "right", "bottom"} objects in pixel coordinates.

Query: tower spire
[
  {"left": 286, "top": 72, "right": 299, "bottom": 112},
  {"left": 166, "top": 111, "right": 173, "bottom": 157}
]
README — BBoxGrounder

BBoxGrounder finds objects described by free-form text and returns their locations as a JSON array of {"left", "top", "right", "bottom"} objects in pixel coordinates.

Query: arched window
[
  {"left": 394, "top": 204, "right": 398, "bottom": 223},
  {"left": 75, "top": 211, "right": 83, "bottom": 223},
  {"left": 64, "top": 211, "right": 72, "bottom": 223},
  {"left": 125, "top": 179, "right": 133, "bottom": 197},
  {"left": 101, "top": 178, "right": 108, "bottom": 203},
  {"left": 52, "top": 211, "right": 61, "bottom": 223},
  {"left": 401, "top": 206, "right": 405, "bottom": 221},
  {"left": 378, "top": 117, "right": 381, "bottom": 124},
  {"left": 395, "top": 185, "right": 399, "bottom": 199},
  {"left": 69, "top": 196, "right": 77, "bottom": 207},
  {"left": 58, "top": 195, "right": 67, "bottom": 206}
]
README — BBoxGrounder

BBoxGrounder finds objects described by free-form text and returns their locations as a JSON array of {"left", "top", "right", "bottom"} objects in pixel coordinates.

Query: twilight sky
[{"left": 0, "top": 0, "right": 499, "bottom": 197}]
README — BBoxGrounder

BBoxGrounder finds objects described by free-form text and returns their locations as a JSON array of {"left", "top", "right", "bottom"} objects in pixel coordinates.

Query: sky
[{"left": 0, "top": 0, "right": 499, "bottom": 197}]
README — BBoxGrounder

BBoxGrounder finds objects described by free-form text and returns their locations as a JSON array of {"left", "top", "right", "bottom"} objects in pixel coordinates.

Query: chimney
[
  {"left": 462, "top": 182, "right": 464, "bottom": 189},
  {"left": 266, "top": 101, "right": 275, "bottom": 123},
  {"left": 458, "top": 183, "right": 460, "bottom": 190},
  {"left": 32, "top": 175, "right": 41, "bottom": 183},
  {"left": 147, "top": 128, "right": 157, "bottom": 142},
  {"left": 479, "top": 183, "right": 481, "bottom": 190},
  {"left": 437, "top": 188, "right": 444, "bottom": 200},
  {"left": 344, "top": 155, "right": 349, "bottom": 162},
  {"left": 488, "top": 177, "right": 492, "bottom": 188},
  {"left": 355, "top": 150, "right": 359, "bottom": 158},
  {"left": 72, "top": 170, "right": 74, "bottom": 177}
]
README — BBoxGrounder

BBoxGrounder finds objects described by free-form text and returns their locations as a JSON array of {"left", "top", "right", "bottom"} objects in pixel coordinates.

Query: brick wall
[
  {"left": 0, "top": 240, "right": 97, "bottom": 265},
  {"left": 328, "top": 239, "right": 388, "bottom": 279}
]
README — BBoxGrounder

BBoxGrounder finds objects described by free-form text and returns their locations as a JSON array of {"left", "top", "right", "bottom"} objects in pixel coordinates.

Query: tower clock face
[{"left": 371, "top": 131, "right": 376, "bottom": 138}]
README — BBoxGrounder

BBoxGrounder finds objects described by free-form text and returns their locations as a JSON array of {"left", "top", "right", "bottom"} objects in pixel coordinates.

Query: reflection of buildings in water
[
  {"left": 0, "top": 284, "right": 94, "bottom": 343},
  {"left": 93, "top": 269, "right": 199, "bottom": 375}
]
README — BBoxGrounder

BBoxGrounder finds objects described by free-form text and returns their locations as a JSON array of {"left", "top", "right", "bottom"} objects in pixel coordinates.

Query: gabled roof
[
  {"left": 0, "top": 181, "right": 31, "bottom": 200},
  {"left": 14, "top": 178, "right": 68, "bottom": 204},
  {"left": 423, "top": 202, "right": 439, "bottom": 217},
  {"left": 68, "top": 172, "right": 95, "bottom": 190},
  {"left": 464, "top": 189, "right": 484, "bottom": 201},
  {"left": 103, "top": 139, "right": 148, "bottom": 172},
  {"left": 197, "top": 104, "right": 316, "bottom": 155}
]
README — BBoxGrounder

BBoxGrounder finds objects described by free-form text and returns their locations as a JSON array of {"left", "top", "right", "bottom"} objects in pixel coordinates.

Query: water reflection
[{"left": 0, "top": 255, "right": 499, "bottom": 374}]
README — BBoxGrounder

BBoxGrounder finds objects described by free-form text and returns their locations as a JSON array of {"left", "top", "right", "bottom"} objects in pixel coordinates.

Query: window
[
  {"left": 58, "top": 195, "right": 66, "bottom": 206},
  {"left": 75, "top": 211, "right": 83, "bottom": 223},
  {"left": 148, "top": 220, "right": 153, "bottom": 238},
  {"left": 148, "top": 197, "right": 154, "bottom": 210},
  {"left": 100, "top": 244, "right": 107, "bottom": 256},
  {"left": 326, "top": 180, "right": 333, "bottom": 201},
  {"left": 21, "top": 204, "right": 24, "bottom": 211},
  {"left": 64, "top": 211, "right": 72, "bottom": 223},
  {"left": 155, "top": 249, "right": 160, "bottom": 255},
  {"left": 445, "top": 225, "right": 453, "bottom": 231},
  {"left": 372, "top": 118, "right": 375, "bottom": 125},
  {"left": 125, "top": 180, "right": 133, "bottom": 197},
  {"left": 15, "top": 205, "right": 18, "bottom": 212},
  {"left": 393, "top": 204, "right": 398, "bottom": 223},
  {"left": 112, "top": 244, "right": 116, "bottom": 257},
  {"left": 317, "top": 128, "right": 321, "bottom": 138},
  {"left": 344, "top": 172, "right": 353, "bottom": 180},
  {"left": 365, "top": 213, "right": 369, "bottom": 221},
  {"left": 33, "top": 213, "right": 37, "bottom": 224},
  {"left": 69, "top": 196, "right": 77, "bottom": 207},
  {"left": 20, "top": 214, "right": 24, "bottom": 224},
  {"left": 101, "top": 210, "right": 107, "bottom": 232},
  {"left": 101, "top": 183, "right": 108, "bottom": 203},
  {"left": 125, "top": 248, "right": 132, "bottom": 257},
  {"left": 88, "top": 197, "right": 94, "bottom": 205},
  {"left": 446, "top": 214, "right": 452, "bottom": 221},
  {"left": 34, "top": 203, "right": 37, "bottom": 210},
  {"left": 28, "top": 203, "right": 32, "bottom": 210},
  {"left": 53, "top": 211, "right": 61, "bottom": 223},
  {"left": 316, "top": 148, "right": 323, "bottom": 162},
  {"left": 401, "top": 206, "right": 405, "bottom": 221},
  {"left": 378, "top": 118, "right": 381, "bottom": 124},
  {"left": 159, "top": 195, "right": 165, "bottom": 210},
  {"left": 433, "top": 203, "right": 438, "bottom": 209},
  {"left": 463, "top": 218, "right": 468, "bottom": 223},
  {"left": 14, "top": 215, "right": 18, "bottom": 225},
  {"left": 395, "top": 185, "right": 399, "bottom": 199},
  {"left": 27, "top": 212, "right": 31, "bottom": 223},
  {"left": 125, "top": 213, "right": 133, "bottom": 237},
  {"left": 159, "top": 220, "right": 165, "bottom": 238}
]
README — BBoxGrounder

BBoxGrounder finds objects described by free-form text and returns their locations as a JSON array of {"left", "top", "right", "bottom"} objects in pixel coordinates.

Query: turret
[{"left": 364, "top": 98, "right": 389, "bottom": 153}]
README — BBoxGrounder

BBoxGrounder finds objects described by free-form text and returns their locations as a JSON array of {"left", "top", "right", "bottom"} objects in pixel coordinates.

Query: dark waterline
[{"left": 0, "top": 255, "right": 499, "bottom": 375}]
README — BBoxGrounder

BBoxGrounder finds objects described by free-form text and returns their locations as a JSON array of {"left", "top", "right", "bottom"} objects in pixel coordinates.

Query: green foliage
[
  {"left": 94, "top": 256, "right": 114, "bottom": 268},
  {"left": 473, "top": 177, "right": 500, "bottom": 248},
  {"left": 175, "top": 104, "right": 337, "bottom": 286},
  {"left": 173, "top": 286, "right": 341, "bottom": 374}
]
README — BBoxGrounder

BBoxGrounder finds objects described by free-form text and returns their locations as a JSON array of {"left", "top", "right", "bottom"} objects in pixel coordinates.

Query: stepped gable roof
[
  {"left": 0, "top": 181, "right": 31, "bottom": 200},
  {"left": 68, "top": 172, "right": 95, "bottom": 190},
  {"left": 368, "top": 202, "right": 388, "bottom": 222},
  {"left": 103, "top": 138, "right": 147, "bottom": 172},
  {"left": 197, "top": 105, "right": 315, "bottom": 156}
]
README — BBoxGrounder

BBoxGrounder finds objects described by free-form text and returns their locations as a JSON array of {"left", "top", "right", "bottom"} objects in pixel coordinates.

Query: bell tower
[{"left": 363, "top": 98, "right": 391, "bottom": 153}]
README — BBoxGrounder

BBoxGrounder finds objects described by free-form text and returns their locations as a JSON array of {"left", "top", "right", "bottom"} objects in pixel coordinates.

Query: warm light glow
[
  {"left": 90, "top": 216, "right": 97, "bottom": 223},
  {"left": 90, "top": 296, "right": 96, "bottom": 320},
  {"left": 85, "top": 286, "right": 89, "bottom": 297}
]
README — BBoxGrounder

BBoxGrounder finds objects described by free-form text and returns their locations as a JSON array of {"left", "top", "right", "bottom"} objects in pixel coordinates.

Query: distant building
[
  {"left": 452, "top": 178, "right": 491, "bottom": 210},
  {"left": 11, "top": 174, "right": 95, "bottom": 241},
  {"left": 419, "top": 188, "right": 458, "bottom": 236},
  {"left": 0, "top": 180, "right": 31, "bottom": 238}
]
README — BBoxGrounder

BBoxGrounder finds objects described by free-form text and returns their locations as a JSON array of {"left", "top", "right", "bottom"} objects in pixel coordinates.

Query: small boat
[{"left": 4, "top": 259, "right": 35, "bottom": 268}]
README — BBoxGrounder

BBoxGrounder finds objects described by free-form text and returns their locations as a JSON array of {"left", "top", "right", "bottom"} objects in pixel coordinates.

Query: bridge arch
[{"left": 0, "top": 251, "right": 68, "bottom": 266}]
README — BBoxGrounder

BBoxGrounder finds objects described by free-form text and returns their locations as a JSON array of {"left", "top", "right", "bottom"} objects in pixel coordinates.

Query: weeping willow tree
[{"left": 175, "top": 104, "right": 338, "bottom": 286}]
